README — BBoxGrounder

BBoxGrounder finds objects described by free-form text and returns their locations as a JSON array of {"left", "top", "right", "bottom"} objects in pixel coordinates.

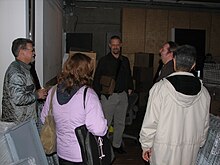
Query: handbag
[
  {"left": 40, "top": 85, "right": 57, "bottom": 155},
  {"left": 75, "top": 87, "right": 115, "bottom": 165},
  {"left": 100, "top": 59, "right": 122, "bottom": 95},
  {"left": 100, "top": 76, "right": 115, "bottom": 95}
]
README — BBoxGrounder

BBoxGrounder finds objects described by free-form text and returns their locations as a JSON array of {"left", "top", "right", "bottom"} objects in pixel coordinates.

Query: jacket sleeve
[
  {"left": 9, "top": 72, "right": 36, "bottom": 106},
  {"left": 84, "top": 88, "right": 108, "bottom": 136},
  {"left": 200, "top": 90, "right": 210, "bottom": 147},
  {"left": 200, "top": 112, "right": 209, "bottom": 147},
  {"left": 139, "top": 82, "right": 162, "bottom": 152}
]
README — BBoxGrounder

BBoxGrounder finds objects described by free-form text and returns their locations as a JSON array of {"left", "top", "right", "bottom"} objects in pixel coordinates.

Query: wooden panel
[
  {"left": 124, "top": 53, "right": 135, "bottom": 75},
  {"left": 190, "top": 12, "right": 211, "bottom": 28},
  {"left": 145, "top": 9, "right": 169, "bottom": 75},
  {"left": 210, "top": 13, "right": 220, "bottom": 59},
  {"left": 145, "top": 9, "right": 169, "bottom": 53},
  {"left": 122, "top": 8, "right": 146, "bottom": 53},
  {"left": 190, "top": 11, "right": 212, "bottom": 53},
  {"left": 168, "top": 10, "right": 190, "bottom": 30},
  {"left": 122, "top": 8, "right": 220, "bottom": 75},
  {"left": 168, "top": 10, "right": 190, "bottom": 41}
]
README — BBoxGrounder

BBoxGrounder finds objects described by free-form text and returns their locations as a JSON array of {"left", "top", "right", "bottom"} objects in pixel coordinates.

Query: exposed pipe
[{"left": 71, "top": 0, "right": 220, "bottom": 11}]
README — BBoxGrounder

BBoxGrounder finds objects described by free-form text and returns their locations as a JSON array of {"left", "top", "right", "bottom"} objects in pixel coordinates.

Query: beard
[{"left": 112, "top": 48, "right": 120, "bottom": 55}]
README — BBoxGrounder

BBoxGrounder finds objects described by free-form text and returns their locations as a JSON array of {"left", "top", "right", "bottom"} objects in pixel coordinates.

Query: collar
[
  {"left": 163, "top": 60, "right": 173, "bottom": 66},
  {"left": 108, "top": 53, "right": 123, "bottom": 62},
  {"left": 16, "top": 59, "right": 31, "bottom": 70},
  {"left": 168, "top": 71, "right": 195, "bottom": 77}
]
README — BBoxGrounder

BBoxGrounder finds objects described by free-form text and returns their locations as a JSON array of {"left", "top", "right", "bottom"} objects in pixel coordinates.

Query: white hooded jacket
[{"left": 139, "top": 72, "right": 210, "bottom": 165}]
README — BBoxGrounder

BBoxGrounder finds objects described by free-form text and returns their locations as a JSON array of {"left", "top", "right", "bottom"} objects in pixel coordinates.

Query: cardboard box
[
  {"left": 69, "top": 51, "right": 96, "bottom": 77},
  {"left": 133, "top": 66, "right": 154, "bottom": 82},
  {"left": 134, "top": 52, "right": 154, "bottom": 67}
]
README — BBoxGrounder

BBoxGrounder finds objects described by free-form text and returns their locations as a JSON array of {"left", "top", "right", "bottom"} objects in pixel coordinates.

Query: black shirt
[
  {"left": 93, "top": 53, "right": 133, "bottom": 97},
  {"left": 155, "top": 60, "right": 174, "bottom": 83}
]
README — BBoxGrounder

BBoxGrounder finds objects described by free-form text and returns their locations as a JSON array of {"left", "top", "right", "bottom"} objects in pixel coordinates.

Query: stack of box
[{"left": 133, "top": 52, "right": 154, "bottom": 108}]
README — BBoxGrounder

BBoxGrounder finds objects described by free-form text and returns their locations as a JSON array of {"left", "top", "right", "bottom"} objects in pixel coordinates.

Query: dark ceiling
[{"left": 63, "top": 0, "right": 220, "bottom": 11}]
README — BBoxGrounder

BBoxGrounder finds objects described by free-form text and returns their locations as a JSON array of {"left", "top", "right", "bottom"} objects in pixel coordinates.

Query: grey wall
[
  {"left": 35, "top": 0, "right": 63, "bottom": 85},
  {"left": 64, "top": 7, "right": 121, "bottom": 59}
]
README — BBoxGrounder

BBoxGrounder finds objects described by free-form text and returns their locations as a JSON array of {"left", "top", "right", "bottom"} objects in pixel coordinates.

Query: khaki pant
[{"left": 101, "top": 91, "right": 128, "bottom": 148}]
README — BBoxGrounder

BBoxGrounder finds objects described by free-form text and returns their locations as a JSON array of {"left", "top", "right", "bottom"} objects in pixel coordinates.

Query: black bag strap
[
  {"left": 115, "top": 59, "right": 122, "bottom": 80},
  {"left": 83, "top": 86, "right": 89, "bottom": 109}
]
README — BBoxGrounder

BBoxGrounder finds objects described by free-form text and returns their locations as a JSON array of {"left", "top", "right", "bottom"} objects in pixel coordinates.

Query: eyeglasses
[{"left": 24, "top": 48, "right": 35, "bottom": 52}]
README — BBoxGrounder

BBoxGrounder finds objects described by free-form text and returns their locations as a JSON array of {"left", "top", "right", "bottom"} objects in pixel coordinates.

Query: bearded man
[{"left": 93, "top": 35, "right": 133, "bottom": 154}]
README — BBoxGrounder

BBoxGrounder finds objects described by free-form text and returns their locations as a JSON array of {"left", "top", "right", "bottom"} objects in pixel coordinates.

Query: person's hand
[
  {"left": 37, "top": 88, "right": 48, "bottom": 99},
  {"left": 128, "top": 89, "right": 132, "bottom": 95},
  {"left": 142, "top": 149, "right": 152, "bottom": 162}
]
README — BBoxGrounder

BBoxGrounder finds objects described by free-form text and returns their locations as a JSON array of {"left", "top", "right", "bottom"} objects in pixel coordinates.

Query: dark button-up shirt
[{"left": 93, "top": 53, "right": 133, "bottom": 97}]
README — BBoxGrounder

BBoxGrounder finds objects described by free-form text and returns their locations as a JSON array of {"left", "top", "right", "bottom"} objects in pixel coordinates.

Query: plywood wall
[
  {"left": 145, "top": 9, "right": 169, "bottom": 71},
  {"left": 122, "top": 8, "right": 220, "bottom": 75},
  {"left": 210, "top": 13, "right": 220, "bottom": 62},
  {"left": 122, "top": 8, "right": 146, "bottom": 53},
  {"left": 189, "top": 12, "right": 212, "bottom": 54}
]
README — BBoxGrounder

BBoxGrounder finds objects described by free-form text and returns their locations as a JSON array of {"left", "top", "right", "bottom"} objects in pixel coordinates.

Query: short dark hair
[
  {"left": 174, "top": 45, "right": 197, "bottom": 72},
  {"left": 167, "top": 41, "right": 178, "bottom": 52},
  {"left": 110, "top": 35, "right": 121, "bottom": 43},
  {"left": 11, "top": 38, "right": 33, "bottom": 57}
]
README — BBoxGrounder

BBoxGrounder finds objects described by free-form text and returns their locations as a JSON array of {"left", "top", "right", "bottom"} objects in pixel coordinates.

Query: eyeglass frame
[{"left": 24, "top": 48, "right": 35, "bottom": 52}]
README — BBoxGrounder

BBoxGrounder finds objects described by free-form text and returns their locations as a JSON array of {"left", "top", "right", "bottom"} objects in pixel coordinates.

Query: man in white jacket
[{"left": 139, "top": 45, "right": 210, "bottom": 165}]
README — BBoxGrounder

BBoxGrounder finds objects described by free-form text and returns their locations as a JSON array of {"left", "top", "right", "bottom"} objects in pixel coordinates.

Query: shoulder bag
[
  {"left": 40, "top": 85, "right": 57, "bottom": 155},
  {"left": 75, "top": 87, "right": 115, "bottom": 165},
  {"left": 100, "top": 60, "right": 122, "bottom": 95}
]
